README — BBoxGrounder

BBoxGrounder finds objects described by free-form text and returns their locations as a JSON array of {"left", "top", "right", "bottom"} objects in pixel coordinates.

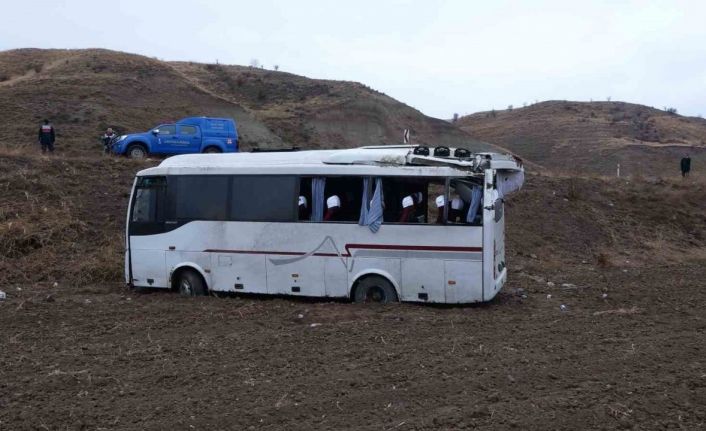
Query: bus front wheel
[
  {"left": 177, "top": 270, "right": 207, "bottom": 297},
  {"left": 353, "top": 275, "right": 398, "bottom": 304}
]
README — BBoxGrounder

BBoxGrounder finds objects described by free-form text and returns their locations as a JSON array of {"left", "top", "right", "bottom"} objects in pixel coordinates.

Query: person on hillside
[
  {"left": 680, "top": 155, "right": 691, "bottom": 178},
  {"left": 102, "top": 127, "right": 116, "bottom": 154},
  {"left": 37, "top": 119, "right": 55, "bottom": 153}
]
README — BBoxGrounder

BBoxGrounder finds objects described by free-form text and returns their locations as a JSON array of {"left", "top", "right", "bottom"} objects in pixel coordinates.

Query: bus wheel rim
[
  {"left": 180, "top": 279, "right": 192, "bottom": 295},
  {"left": 367, "top": 286, "right": 384, "bottom": 302}
]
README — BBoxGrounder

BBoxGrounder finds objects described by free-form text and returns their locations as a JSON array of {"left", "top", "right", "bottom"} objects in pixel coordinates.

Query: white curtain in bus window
[
  {"left": 360, "top": 178, "right": 383, "bottom": 232},
  {"left": 466, "top": 185, "right": 482, "bottom": 224},
  {"left": 358, "top": 177, "right": 371, "bottom": 225},
  {"left": 174, "top": 176, "right": 229, "bottom": 221},
  {"left": 231, "top": 176, "right": 298, "bottom": 222},
  {"left": 311, "top": 177, "right": 326, "bottom": 222}
]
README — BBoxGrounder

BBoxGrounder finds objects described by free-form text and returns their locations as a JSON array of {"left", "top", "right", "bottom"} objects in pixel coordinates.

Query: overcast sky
[{"left": 2, "top": 0, "right": 705, "bottom": 119}]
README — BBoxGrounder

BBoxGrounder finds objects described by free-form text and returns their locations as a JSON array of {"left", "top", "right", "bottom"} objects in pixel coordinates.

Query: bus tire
[
  {"left": 127, "top": 144, "right": 148, "bottom": 159},
  {"left": 352, "top": 275, "right": 398, "bottom": 304},
  {"left": 177, "top": 269, "right": 207, "bottom": 297}
]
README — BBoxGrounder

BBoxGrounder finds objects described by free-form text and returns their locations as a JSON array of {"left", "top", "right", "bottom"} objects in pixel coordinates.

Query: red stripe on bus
[
  {"left": 204, "top": 249, "right": 340, "bottom": 257},
  {"left": 345, "top": 244, "right": 482, "bottom": 254},
  {"left": 203, "top": 244, "right": 482, "bottom": 257}
]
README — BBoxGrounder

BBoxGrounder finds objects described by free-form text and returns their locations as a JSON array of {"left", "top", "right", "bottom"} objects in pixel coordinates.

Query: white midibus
[{"left": 125, "top": 145, "right": 524, "bottom": 304}]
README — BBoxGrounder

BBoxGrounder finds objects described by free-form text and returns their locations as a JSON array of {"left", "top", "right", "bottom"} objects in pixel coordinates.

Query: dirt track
[{"left": 1, "top": 261, "right": 704, "bottom": 430}]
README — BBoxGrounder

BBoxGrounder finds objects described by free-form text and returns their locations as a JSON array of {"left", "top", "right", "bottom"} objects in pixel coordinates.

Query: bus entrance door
[{"left": 482, "top": 168, "right": 507, "bottom": 301}]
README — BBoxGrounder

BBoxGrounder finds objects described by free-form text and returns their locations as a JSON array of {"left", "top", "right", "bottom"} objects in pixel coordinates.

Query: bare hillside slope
[
  {"left": 0, "top": 48, "right": 283, "bottom": 152},
  {"left": 458, "top": 101, "right": 706, "bottom": 176},
  {"left": 171, "top": 62, "right": 491, "bottom": 150},
  {"left": 0, "top": 48, "right": 492, "bottom": 154}
]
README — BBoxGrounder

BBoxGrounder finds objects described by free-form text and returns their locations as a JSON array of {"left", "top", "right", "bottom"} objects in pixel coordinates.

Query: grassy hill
[
  {"left": 0, "top": 48, "right": 491, "bottom": 154},
  {"left": 457, "top": 101, "right": 706, "bottom": 177}
]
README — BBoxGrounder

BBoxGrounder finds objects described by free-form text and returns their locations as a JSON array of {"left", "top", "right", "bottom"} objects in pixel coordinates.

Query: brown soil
[
  {"left": 457, "top": 101, "right": 706, "bottom": 177},
  {"left": 1, "top": 152, "right": 705, "bottom": 429},
  {"left": 0, "top": 48, "right": 492, "bottom": 155}
]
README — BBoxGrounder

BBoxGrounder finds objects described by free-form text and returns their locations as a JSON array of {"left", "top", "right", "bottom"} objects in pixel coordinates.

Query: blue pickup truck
[{"left": 112, "top": 117, "right": 238, "bottom": 158}]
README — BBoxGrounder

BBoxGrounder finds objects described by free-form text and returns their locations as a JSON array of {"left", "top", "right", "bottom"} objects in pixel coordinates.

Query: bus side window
[
  {"left": 230, "top": 176, "right": 298, "bottom": 222},
  {"left": 322, "top": 177, "right": 363, "bottom": 222},
  {"left": 382, "top": 177, "right": 431, "bottom": 224},
  {"left": 173, "top": 176, "right": 229, "bottom": 221},
  {"left": 448, "top": 180, "right": 483, "bottom": 225}
]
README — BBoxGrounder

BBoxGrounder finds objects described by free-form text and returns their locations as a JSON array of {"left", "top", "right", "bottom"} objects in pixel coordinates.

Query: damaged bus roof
[{"left": 136, "top": 146, "right": 523, "bottom": 177}]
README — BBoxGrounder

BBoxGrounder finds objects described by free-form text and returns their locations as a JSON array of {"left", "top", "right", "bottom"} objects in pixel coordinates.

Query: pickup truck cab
[{"left": 112, "top": 117, "right": 238, "bottom": 158}]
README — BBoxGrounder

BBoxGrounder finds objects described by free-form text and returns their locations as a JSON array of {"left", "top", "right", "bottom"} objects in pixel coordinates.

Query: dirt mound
[
  {"left": 0, "top": 152, "right": 152, "bottom": 285},
  {"left": 0, "top": 48, "right": 493, "bottom": 154},
  {"left": 506, "top": 172, "right": 706, "bottom": 268},
  {"left": 457, "top": 100, "right": 706, "bottom": 176}
]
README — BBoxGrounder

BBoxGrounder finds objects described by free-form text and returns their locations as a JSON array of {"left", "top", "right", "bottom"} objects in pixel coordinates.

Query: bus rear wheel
[
  {"left": 353, "top": 275, "right": 398, "bottom": 304},
  {"left": 177, "top": 270, "right": 207, "bottom": 297}
]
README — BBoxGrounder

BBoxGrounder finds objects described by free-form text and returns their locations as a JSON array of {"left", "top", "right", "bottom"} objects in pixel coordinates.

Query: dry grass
[
  {"left": 457, "top": 100, "right": 706, "bottom": 177},
  {"left": 0, "top": 48, "right": 493, "bottom": 157},
  {"left": 0, "top": 150, "right": 152, "bottom": 285},
  {"left": 1, "top": 151, "right": 704, "bottom": 287}
]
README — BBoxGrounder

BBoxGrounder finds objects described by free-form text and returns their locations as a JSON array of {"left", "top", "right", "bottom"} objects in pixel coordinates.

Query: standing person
[
  {"left": 37, "top": 119, "right": 55, "bottom": 153},
  {"left": 102, "top": 127, "right": 116, "bottom": 154},
  {"left": 680, "top": 154, "right": 691, "bottom": 178}
]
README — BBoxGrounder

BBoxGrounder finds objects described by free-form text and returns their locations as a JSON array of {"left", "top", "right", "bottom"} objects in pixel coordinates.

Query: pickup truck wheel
[
  {"left": 204, "top": 147, "right": 222, "bottom": 154},
  {"left": 127, "top": 144, "right": 147, "bottom": 159}
]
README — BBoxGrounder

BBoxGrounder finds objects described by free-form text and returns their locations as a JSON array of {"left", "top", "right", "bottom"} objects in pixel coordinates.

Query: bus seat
[
  {"left": 398, "top": 195, "right": 415, "bottom": 222},
  {"left": 324, "top": 195, "right": 341, "bottom": 221},
  {"left": 435, "top": 195, "right": 445, "bottom": 224},
  {"left": 298, "top": 195, "right": 309, "bottom": 220},
  {"left": 449, "top": 197, "right": 464, "bottom": 222}
]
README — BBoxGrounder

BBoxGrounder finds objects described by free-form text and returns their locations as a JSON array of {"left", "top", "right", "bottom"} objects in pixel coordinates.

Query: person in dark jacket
[
  {"left": 101, "top": 127, "right": 116, "bottom": 154},
  {"left": 680, "top": 155, "right": 691, "bottom": 178},
  {"left": 38, "top": 119, "right": 55, "bottom": 153}
]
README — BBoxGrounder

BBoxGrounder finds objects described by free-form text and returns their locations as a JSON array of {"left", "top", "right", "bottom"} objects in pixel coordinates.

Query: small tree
[
  {"left": 250, "top": 58, "right": 260, "bottom": 68},
  {"left": 666, "top": 107, "right": 678, "bottom": 115},
  {"left": 273, "top": 65, "right": 279, "bottom": 71},
  {"left": 508, "top": 104, "right": 513, "bottom": 111},
  {"left": 452, "top": 113, "right": 459, "bottom": 123}
]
